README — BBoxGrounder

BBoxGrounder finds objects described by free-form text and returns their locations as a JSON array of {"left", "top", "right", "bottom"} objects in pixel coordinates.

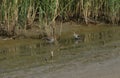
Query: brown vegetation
[{"left": 0, "top": 0, "right": 120, "bottom": 39}]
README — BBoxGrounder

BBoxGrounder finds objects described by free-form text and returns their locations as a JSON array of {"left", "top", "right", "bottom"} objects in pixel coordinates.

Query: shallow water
[{"left": 0, "top": 26, "right": 120, "bottom": 73}]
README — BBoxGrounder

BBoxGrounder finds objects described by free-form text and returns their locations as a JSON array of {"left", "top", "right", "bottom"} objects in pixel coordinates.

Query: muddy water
[{"left": 0, "top": 26, "right": 120, "bottom": 74}]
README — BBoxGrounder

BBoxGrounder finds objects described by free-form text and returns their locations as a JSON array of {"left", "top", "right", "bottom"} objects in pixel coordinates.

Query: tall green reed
[{"left": 0, "top": 0, "right": 120, "bottom": 36}]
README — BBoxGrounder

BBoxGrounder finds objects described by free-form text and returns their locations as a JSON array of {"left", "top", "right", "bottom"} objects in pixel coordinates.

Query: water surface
[{"left": 0, "top": 26, "right": 120, "bottom": 73}]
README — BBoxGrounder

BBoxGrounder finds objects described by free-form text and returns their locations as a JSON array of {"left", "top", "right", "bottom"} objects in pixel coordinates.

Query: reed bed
[{"left": 0, "top": 0, "right": 120, "bottom": 36}]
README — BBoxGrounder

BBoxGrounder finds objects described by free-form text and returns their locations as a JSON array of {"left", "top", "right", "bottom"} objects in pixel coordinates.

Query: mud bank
[{"left": 0, "top": 40, "right": 120, "bottom": 78}]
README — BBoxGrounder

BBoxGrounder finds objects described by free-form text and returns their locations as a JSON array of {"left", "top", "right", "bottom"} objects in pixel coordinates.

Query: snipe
[{"left": 73, "top": 32, "right": 80, "bottom": 40}]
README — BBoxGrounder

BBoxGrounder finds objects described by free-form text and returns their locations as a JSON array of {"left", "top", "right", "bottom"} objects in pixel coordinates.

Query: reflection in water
[
  {"left": 0, "top": 27, "right": 120, "bottom": 73},
  {"left": 83, "top": 28, "right": 120, "bottom": 44}
]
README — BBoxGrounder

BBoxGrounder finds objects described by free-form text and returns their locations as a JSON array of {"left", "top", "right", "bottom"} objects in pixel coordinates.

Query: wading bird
[
  {"left": 73, "top": 32, "right": 80, "bottom": 40},
  {"left": 44, "top": 37, "right": 55, "bottom": 44}
]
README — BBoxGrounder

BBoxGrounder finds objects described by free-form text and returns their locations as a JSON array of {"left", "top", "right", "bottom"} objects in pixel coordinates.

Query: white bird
[{"left": 73, "top": 32, "right": 80, "bottom": 40}]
